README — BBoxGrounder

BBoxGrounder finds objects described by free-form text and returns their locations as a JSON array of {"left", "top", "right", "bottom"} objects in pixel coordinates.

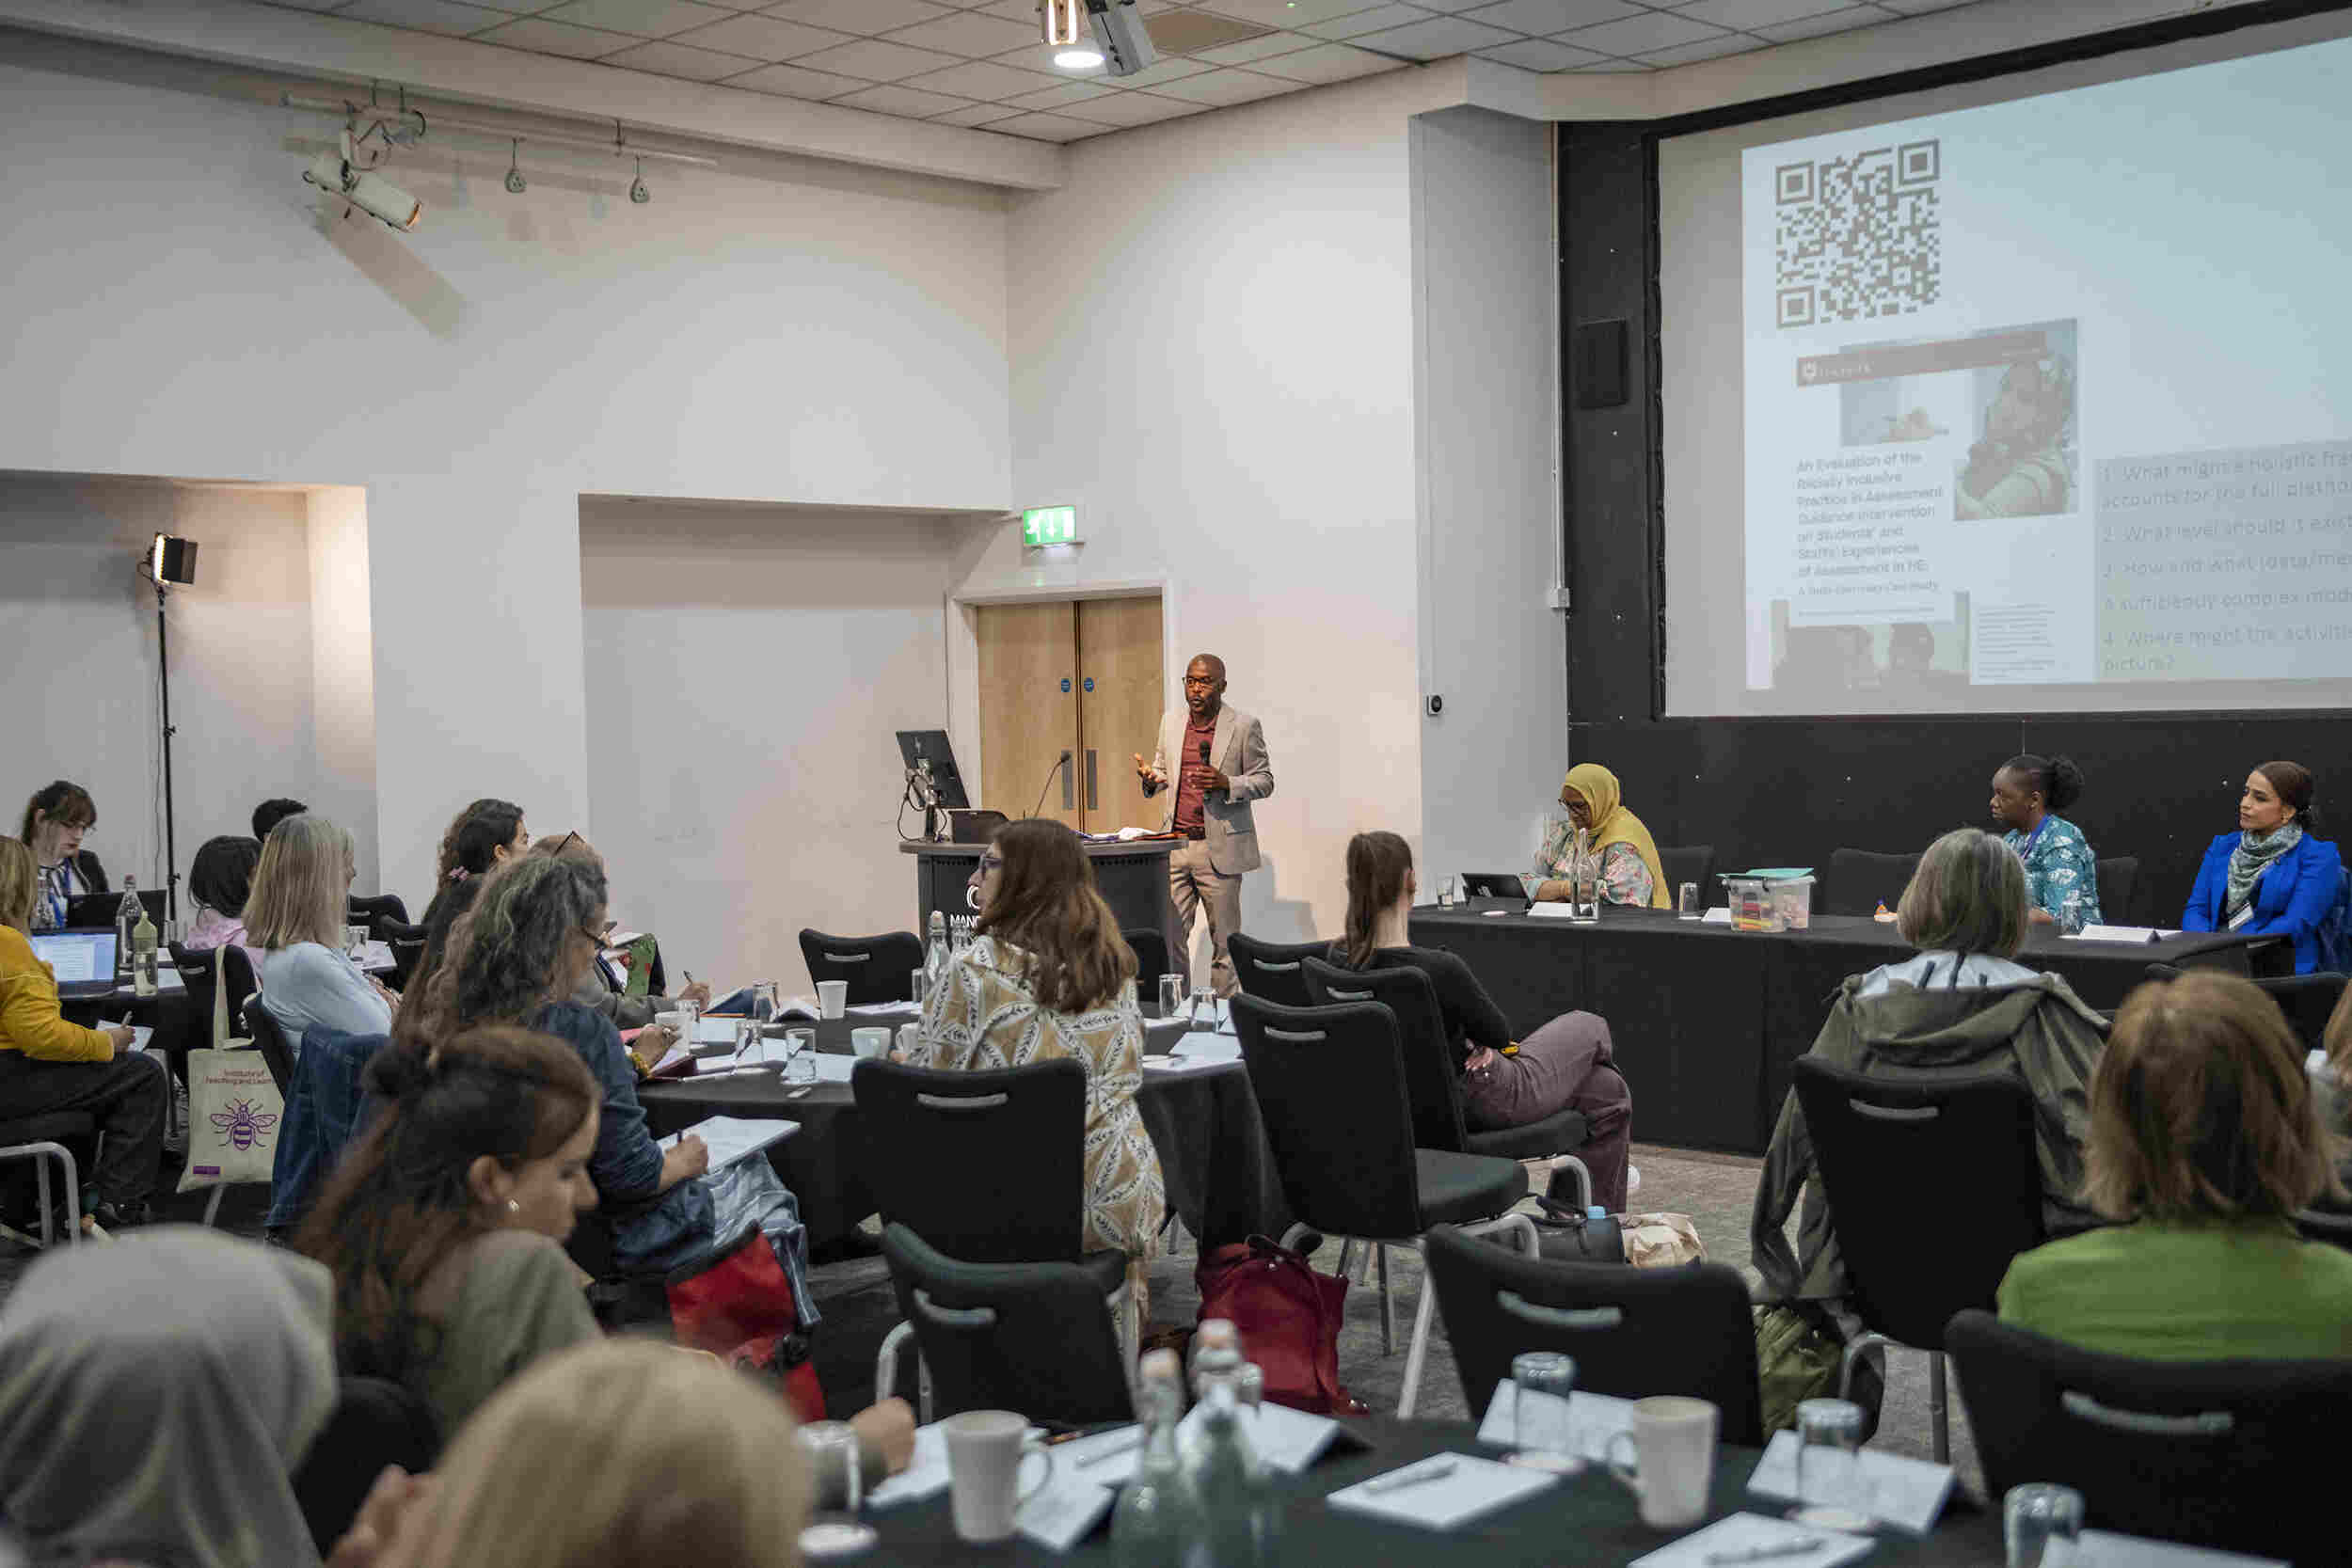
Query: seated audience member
[
  {"left": 402, "top": 874, "right": 484, "bottom": 1008},
  {"left": 1990, "top": 752, "right": 2102, "bottom": 929},
  {"left": 910, "top": 818, "right": 1166, "bottom": 1306},
  {"left": 1333, "top": 831, "right": 1634, "bottom": 1209},
  {"left": 1999, "top": 970, "right": 2352, "bottom": 1357},
  {"left": 1528, "top": 763, "right": 1670, "bottom": 909},
  {"left": 251, "top": 814, "right": 392, "bottom": 1055},
  {"left": 419, "top": 799, "right": 527, "bottom": 932},
  {"left": 0, "top": 838, "right": 165, "bottom": 1228},
  {"left": 1752, "top": 828, "right": 2106, "bottom": 1302},
  {"left": 2182, "top": 761, "right": 2345, "bottom": 974},
  {"left": 252, "top": 796, "right": 310, "bottom": 845},
  {"left": 372, "top": 1339, "right": 810, "bottom": 1568},
  {"left": 529, "top": 832, "right": 710, "bottom": 1028},
  {"left": 2321, "top": 983, "right": 2352, "bottom": 1198},
  {"left": 298, "top": 1026, "right": 602, "bottom": 1438},
  {"left": 18, "top": 781, "right": 103, "bottom": 931},
  {"left": 183, "top": 833, "right": 264, "bottom": 974},
  {"left": 0, "top": 1227, "right": 343, "bottom": 1568}
]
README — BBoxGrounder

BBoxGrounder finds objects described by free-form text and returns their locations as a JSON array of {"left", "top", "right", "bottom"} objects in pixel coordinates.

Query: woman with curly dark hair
[{"left": 419, "top": 797, "right": 527, "bottom": 931}]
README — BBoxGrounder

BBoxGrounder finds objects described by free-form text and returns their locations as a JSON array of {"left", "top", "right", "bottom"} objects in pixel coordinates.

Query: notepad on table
[
  {"left": 1629, "top": 1512, "right": 1873, "bottom": 1568},
  {"left": 1326, "top": 1452, "right": 1558, "bottom": 1530},
  {"left": 658, "top": 1116, "right": 797, "bottom": 1170}
]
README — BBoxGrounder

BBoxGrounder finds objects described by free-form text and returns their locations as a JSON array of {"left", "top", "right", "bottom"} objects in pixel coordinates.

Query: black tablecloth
[
  {"left": 1406, "top": 901, "right": 2258, "bottom": 1155},
  {"left": 859, "top": 1417, "right": 2005, "bottom": 1566},
  {"left": 638, "top": 1013, "right": 1292, "bottom": 1250}
]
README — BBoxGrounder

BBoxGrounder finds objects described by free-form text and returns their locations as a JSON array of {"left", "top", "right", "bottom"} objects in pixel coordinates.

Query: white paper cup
[
  {"left": 653, "top": 1010, "right": 686, "bottom": 1043},
  {"left": 850, "top": 1026, "right": 891, "bottom": 1059},
  {"left": 1607, "top": 1395, "right": 1718, "bottom": 1529},
  {"left": 817, "top": 979, "right": 848, "bottom": 1019},
  {"left": 943, "top": 1410, "right": 1052, "bottom": 1544}
]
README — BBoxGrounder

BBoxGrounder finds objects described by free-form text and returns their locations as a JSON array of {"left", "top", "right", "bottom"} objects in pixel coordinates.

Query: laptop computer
[
  {"left": 29, "top": 931, "right": 119, "bottom": 997},
  {"left": 66, "top": 889, "right": 163, "bottom": 932},
  {"left": 1459, "top": 873, "right": 1532, "bottom": 902}
]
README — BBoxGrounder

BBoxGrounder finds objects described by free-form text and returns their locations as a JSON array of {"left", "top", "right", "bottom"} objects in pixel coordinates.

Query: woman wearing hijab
[
  {"left": 1529, "top": 763, "right": 1671, "bottom": 909},
  {"left": 2182, "top": 761, "right": 2345, "bottom": 974},
  {"left": 0, "top": 1227, "right": 339, "bottom": 1568}
]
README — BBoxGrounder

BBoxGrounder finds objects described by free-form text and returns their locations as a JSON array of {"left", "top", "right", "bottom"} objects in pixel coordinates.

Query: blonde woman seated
[
  {"left": 251, "top": 813, "right": 394, "bottom": 1055},
  {"left": 2001, "top": 970, "right": 2352, "bottom": 1358},
  {"left": 1528, "top": 763, "right": 1670, "bottom": 909},
  {"left": 910, "top": 817, "right": 1166, "bottom": 1312},
  {"left": 1751, "top": 827, "right": 2107, "bottom": 1304}
]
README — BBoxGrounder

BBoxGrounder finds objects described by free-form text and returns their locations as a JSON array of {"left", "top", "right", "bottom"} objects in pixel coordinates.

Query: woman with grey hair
[{"left": 1749, "top": 827, "right": 2108, "bottom": 1304}]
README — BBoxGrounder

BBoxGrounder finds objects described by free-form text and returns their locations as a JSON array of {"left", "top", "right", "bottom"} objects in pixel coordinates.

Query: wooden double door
[{"left": 975, "top": 595, "right": 1164, "bottom": 832}]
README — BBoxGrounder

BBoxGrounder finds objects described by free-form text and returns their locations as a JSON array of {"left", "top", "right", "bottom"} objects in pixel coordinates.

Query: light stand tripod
[{"left": 137, "top": 553, "right": 185, "bottom": 926}]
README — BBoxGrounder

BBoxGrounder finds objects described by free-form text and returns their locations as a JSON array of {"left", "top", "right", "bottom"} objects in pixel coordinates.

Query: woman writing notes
[
  {"left": 1989, "top": 753, "right": 2102, "bottom": 930},
  {"left": 1527, "top": 764, "right": 1670, "bottom": 910},
  {"left": 2182, "top": 762, "right": 2345, "bottom": 974}
]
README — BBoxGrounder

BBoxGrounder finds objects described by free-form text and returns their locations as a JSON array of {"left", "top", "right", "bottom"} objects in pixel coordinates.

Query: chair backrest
[
  {"left": 1791, "top": 1056, "right": 2043, "bottom": 1349},
  {"left": 851, "top": 1058, "right": 1087, "bottom": 1263},
  {"left": 1121, "top": 927, "right": 1172, "bottom": 994},
  {"left": 1947, "top": 1308, "right": 2350, "bottom": 1560},
  {"left": 881, "top": 1223, "right": 1134, "bottom": 1428},
  {"left": 2094, "top": 855, "right": 2140, "bottom": 927},
  {"left": 291, "top": 1375, "right": 440, "bottom": 1555},
  {"left": 379, "top": 919, "right": 429, "bottom": 991},
  {"left": 2296, "top": 1206, "right": 2352, "bottom": 1252},
  {"left": 1226, "top": 933, "right": 1331, "bottom": 1008},
  {"left": 243, "top": 999, "right": 295, "bottom": 1097},
  {"left": 1424, "top": 1224, "right": 1765, "bottom": 1447},
  {"left": 1299, "top": 956, "right": 1468, "bottom": 1153},
  {"left": 1229, "top": 993, "right": 1422, "bottom": 1241},
  {"left": 169, "top": 941, "right": 217, "bottom": 1045},
  {"left": 1823, "top": 848, "right": 1924, "bottom": 918},
  {"left": 1658, "top": 845, "right": 1715, "bottom": 904},
  {"left": 346, "top": 893, "right": 411, "bottom": 935},
  {"left": 2253, "top": 972, "right": 2347, "bottom": 1053},
  {"left": 799, "top": 928, "right": 925, "bottom": 1005}
]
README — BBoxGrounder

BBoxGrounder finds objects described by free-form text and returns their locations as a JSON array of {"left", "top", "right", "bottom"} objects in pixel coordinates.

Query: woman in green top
[{"left": 1998, "top": 969, "right": 2352, "bottom": 1360}]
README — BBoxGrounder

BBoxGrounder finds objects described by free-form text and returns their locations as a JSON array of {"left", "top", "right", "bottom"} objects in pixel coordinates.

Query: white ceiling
[{"left": 262, "top": 0, "right": 1995, "bottom": 143}]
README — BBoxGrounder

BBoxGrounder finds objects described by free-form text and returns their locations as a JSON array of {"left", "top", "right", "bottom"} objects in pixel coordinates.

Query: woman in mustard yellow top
[{"left": 0, "top": 838, "right": 167, "bottom": 1226}]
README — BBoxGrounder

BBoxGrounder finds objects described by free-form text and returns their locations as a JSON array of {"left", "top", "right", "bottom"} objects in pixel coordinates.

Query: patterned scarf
[{"left": 2226, "top": 821, "right": 2303, "bottom": 917}]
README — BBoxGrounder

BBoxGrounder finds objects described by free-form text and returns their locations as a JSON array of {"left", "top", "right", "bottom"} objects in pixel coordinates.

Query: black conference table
[
  {"left": 859, "top": 1416, "right": 2008, "bottom": 1566},
  {"left": 637, "top": 1011, "right": 1292, "bottom": 1252},
  {"left": 1407, "top": 900, "right": 2261, "bottom": 1157}
]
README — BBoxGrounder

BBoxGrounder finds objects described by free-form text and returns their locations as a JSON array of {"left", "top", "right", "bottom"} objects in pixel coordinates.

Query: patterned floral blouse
[
  {"left": 1525, "top": 818, "right": 1656, "bottom": 907},
  {"left": 2004, "top": 816, "right": 2103, "bottom": 932},
  {"left": 911, "top": 935, "right": 1166, "bottom": 1263}
]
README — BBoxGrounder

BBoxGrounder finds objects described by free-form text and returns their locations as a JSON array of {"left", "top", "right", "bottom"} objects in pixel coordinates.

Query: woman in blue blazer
[{"left": 2182, "top": 761, "right": 2345, "bottom": 974}]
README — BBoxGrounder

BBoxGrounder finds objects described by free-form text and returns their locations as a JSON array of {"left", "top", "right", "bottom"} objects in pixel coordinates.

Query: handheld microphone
[
  {"left": 1029, "top": 752, "right": 1071, "bottom": 819},
  {"left": 1198, "top": 739, "right": 1212, "bottom": 786}
]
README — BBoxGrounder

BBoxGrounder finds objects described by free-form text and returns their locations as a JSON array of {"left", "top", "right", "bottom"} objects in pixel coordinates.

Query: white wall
[
  {"left": 0, "top": 474, "right": 358, "bottom": 899},
  {"left": 0, "top": 38, "right": 1012, "bottom": 910},
  {"left": 305, "top": 485, "right": 379, "bottom": 888},
  {"left": 578, "top": 499, "right": 963, "bottom": 990},
  {"left": 1408, "top": 106, "right": 1566, "bottom": 883}
]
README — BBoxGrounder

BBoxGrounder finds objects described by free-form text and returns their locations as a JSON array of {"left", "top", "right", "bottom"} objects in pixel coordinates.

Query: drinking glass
[
  {"left": 752, "top": 980, "right": 778, "bottom": 1023},
  {"left": 910, "top": 970, "right": 929, "bottom": 1010},
  {"left": 1510, "top": 1351, "right": 1583, "bottom": 1473},
  {"left": 784, "top": 1026, "right": 818, "bottom": 1085},
  {"left": 1190, "top": 985, "right": 1214, "bottom": 1032},
  {"left": 675, "top": 997, "right": 700, "bottom": 1052},
  {"left": 345, "top": 925, "right": 370, "bottom": 958},
  {"left": 1677, "top": 881, "right": 1701, "bottom": 920},
  {"left": 1437, "top": 875, "right": 1457, "bottom": 909},
  {"left": 796, "top": 1420, "right": 878, "bottom": 1557},
  {"left": 2004, "top": 1483, "right": 2084, "bottom": 1568},
  {"left": 1157, "top": 974, "right": 1184, "bottom": 1021},
  {"left": 733, "top": 1015, "right": 761, "bottom": 1065},
  {"left": 1790, "top": 1398, "right": 1873, "bottom": 1531}
]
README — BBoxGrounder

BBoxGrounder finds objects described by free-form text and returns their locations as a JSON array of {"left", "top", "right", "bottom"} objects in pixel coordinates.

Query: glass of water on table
[{"left": 783, "top": 1026, "right": 817, "bottom": 1085}]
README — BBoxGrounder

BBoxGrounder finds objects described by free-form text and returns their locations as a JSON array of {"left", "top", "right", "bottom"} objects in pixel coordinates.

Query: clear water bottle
[
  {"left": 130, "top": 900, "right": 159, "bottom": 998},
  {"left": 1568, "top": 827, "right": 1600, "bottom": 925},
  {"left": 1179, "top": 1320, "right": 1271, "bottom": 1568},
  {"left": 924, "top": 911, "right": 951, "bottom": 995},
  {"left": 114, "top": 878, "right": 143, "bottom": 975},
  {"left": 1112, "top": 1349, "right": 1198, "bottom": 1568}
]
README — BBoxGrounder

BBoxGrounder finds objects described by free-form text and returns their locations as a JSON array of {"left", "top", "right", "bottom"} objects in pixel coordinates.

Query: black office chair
[
  {"left": 1424, "top": 1224, "right": 1765, "bottom": 1447},
  {"left": 798, "top": 928, "right": 924, "bottom": 1006},
  {"left": 880, "top": 1223, "right": 1135, "bottom": 1429},
  {"left": 1791, "top": 1056, "right": 2044, "bottom": 1463},
  {"left": 853, "top": 1058, "right": 1136, "bottom": 1414},
  {"left": 1948, "top": 1308, "right": 2351, "bottom": 1560},
  {"left": 0, "top": 1113, "right": 96, "bottom": 1250},
  {"left": 1823, "top": 848, "right": 1923, "bottom": 918},
  {"left": 1227, "top": 933, "right": 1331, "bottom": 1008},
  {"left": 2296, "top": 1206, "right": 2352, "bottom": 1252},
  {"left": 346, "top": 894, "right": 411, "bottom": 936},
  {"left": 1231, "top": 993, "right": 1536, "bottom": 1417},
  {"left": 2256, "top": 973, "right": 2347, "bottom": 1053},
  {"left": 1657, "top": 845, "right": 1715, "bottom": 905},
  {"left": 1122, "top": 927, "right": 1172, "bottom": 995},
  {"left": 292, "top": 1377, "right": 439, "bottom": 1555},
  {"left": 243, "top": 1000, "right": 295, "bottom": 1098},
  {"left": 379, "top": 919, "right": 430, "bottom": 991},
  {"left": 2094, "top": 856, "right": 2139, "bottom": 927}
]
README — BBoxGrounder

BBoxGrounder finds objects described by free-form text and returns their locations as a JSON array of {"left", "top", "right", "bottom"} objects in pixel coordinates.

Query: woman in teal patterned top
[{"left": 1990, "top": 753, "right": 2102, "bottom": 931}]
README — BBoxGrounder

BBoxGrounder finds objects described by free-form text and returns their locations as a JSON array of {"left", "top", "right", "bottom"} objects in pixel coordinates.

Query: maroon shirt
[{"left": 1171, "top": 711, "right": 1218, "bottom": 836}]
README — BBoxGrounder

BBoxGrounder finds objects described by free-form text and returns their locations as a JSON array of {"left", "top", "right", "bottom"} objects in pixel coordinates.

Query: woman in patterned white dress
[{"left": 910, "top": 817, "right": 1167, "bottom": 1313}]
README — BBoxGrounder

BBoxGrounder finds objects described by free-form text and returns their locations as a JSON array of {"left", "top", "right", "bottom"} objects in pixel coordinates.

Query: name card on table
[
  {"left": 1016, "top": 1469, "right": 1116, "bottom": 1552},
  {"left": 849, "top": 1000, "right": 922, "bottom": 1018},
  {"left": 866, "top": 1425, "right": 951, "bottom": 1507},
  {"left": 1476, "top": 1382, "right": 1636, "bottom": 1460},
  {"left": 2069, "top": 1531, "right": 2285, "bottom": 1568},
  {"left": 1745, "top": 1429, "right": 1954, "bottom": 1536},
  {"left": 2063, "top": 926, "right": 2182, "bottom": 943},
  {"left": 1629, "top": 1512, "right": 1873, "bottom": 1568},
  {"left": 1172, "top": 1400, "right": 1345, "bottom": 1476},
  {"left": 1327, "top": 1453, "right": 1558, "bottom": 1531}
]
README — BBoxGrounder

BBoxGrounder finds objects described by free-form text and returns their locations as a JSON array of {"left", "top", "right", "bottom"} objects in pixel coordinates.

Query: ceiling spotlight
[
  {"left": 628, "top": 155, "right": 650, "bottom": 205},
  {"left": 302, "top": 128, "right": 421, "bottom": 231},
  {"left": 504, "top": 138, "right": 526, "bottom": 195},
  {"left": 1041, "top": 0, "right": 1081, "bottom": 45}
]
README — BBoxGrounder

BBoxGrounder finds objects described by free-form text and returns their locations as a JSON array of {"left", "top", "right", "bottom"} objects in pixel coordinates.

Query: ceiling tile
[
  {"left": 1463, "top": 0, "right": 1640, "bottom": 32},
  {"left": 991, "top": 40, "right": 1115, "bottom": 81},
  {"left": 469, "top": 17, "right": 639, "bottom": 55},
  {"left": 897, "top": 57, "right": 1065, "bottom": 100},
  {"left": 1298, "top": 5, "right": 1436, "bottom": 39},
  {"left": 262, "top": 0, "right": 361, "bottom": 12},
  {"left": 1640, "top": 31, "right": 1765, "bottom": 63},
  {"left": 883, "top": 8, "right": 1041, "bottom": 56},
  {"left": 985, "top": 111, "right": 1104, "bottom": 141},
  {"left": 1343, "top": 14, "right": 1518, "bottom": 57},
  {"left": 927, "top": 103, "right": 1024, "bottom": 126},
  {"left": 1405, "top": 0, "right": 1507, "bottom": 9},
  {"left": 723, "top": 60, "right": 871, "bottom": 96},
  {"left": 1568, "top": 55, "right": 1651, "bottom": 68},
  {"left": 1755, "top": 3, "right": 1891, "bottom": 39},
  {"left": 598, "top": 37, "right": 761, "bottom": 77},
  {"left": 1672, "top": 0, "right": 1851, "bottom": 24},
  {"left": 1000, "top": 79, "right": 1122, "bottom": 110},
  {"left": 1142, "top": 67, "right": 1296, "bottom": 103},
  {"left": 1193, "top": 0, "right": 1396, "bottom": 20},
  {"left": 1055, "top": 89, "right": 1211, "bottom": 125},
  {"left": 1876, "top": 0, "right": 1979, "bottom": 10},
  {"left": 667, "top": 11, "right": 850, "bottom": 56},
  {"left": 1556, "top": 9, "right": 1724, "bottom": 55},
  {"left": 1189, "top": 32, "right": 1320, "bottom": 65},
  {"left": 961, "top": 0, "right": 1053, "bottom": 20},
  {"left": 1088, "top": 55, "right": 1214, "bottom": 87},
  {"left": 789, "top": 36, "right": 966, "bottom": 80},
  {"left": 1474, "top": 36, "right": 1608, "bottom": 69},
  {"left": 540, "top": 0, "right": 738, "bottom": 36},
  {"left": 828, "top": 82, "right": 981, "bottom": 117},
  {"left": 1248, "top": 40, "right": 1400, "bottom": 81},
  {"left": 758, "top": 0, "right": 952, "bottom": 30},
  {"left": 333, "top": 0, "right": 513, "bottom": 34}
]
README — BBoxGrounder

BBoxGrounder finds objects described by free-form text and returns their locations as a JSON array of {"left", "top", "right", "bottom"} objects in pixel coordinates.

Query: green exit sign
[{"left": 1021, "top": 506, "right": 1080, "bottom": 547}]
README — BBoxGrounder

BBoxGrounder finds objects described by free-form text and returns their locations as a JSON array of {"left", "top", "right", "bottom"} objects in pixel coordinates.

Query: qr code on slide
[{"left": 1773, "top": 140, "right": 1942, "bottom": 329}]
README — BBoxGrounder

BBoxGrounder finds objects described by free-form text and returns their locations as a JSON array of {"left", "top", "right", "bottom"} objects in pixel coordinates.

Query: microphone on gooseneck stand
[{"left": 1029, "top": 752, "right": 1071, "bottom": 819}]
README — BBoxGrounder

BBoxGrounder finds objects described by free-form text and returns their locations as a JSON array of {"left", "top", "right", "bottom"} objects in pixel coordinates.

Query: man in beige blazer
[{"left": 1133, "top": 653, "right": 1273, "bottom": 997}]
